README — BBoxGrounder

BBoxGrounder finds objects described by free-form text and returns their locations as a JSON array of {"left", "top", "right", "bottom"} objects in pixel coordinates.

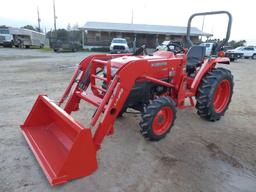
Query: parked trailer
[{"left": 0, "top": 27, "right": 46, "bottom": 48}]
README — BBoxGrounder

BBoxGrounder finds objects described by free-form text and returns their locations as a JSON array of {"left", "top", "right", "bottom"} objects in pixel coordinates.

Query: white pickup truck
[
  {"left": 199, "top": 43, "right": 256, "bottom": 60},
  {"left": 240, "top": 47, "right": 256, "bottom": 59},
  {"left": 224, "top": 46, "right": 244, "bottom": 61},
  {"left": 199, "top": 42, "right": 214, "bottom": 56},
  {"left": 226, "top": 46, "right": 256, "bottom": 59},
  {"left": 109, "top": 38, "right": 129, "bottom": 54}
]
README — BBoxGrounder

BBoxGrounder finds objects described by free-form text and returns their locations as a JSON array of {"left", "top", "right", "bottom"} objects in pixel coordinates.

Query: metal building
[{"left": 82, "top": 22, "right": 212, "bottom": 48}]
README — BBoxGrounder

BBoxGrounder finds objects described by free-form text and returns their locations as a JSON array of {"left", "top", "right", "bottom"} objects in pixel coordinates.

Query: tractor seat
[{"left": 186, "top": 45, "right": 206, "bottom": 75}]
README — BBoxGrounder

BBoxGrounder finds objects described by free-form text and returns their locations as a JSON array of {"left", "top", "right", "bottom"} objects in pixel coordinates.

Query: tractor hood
[
  {"left": 110, "top": 51, "right": 175, "bottom": 69},
  {"left": 104, "top": 51, "right": 176, "bottom": 77},
  {"left": 110, "top": 56, "right": 141, "bottom": 68}
]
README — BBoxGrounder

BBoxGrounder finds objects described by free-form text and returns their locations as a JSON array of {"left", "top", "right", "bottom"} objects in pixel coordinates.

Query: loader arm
[{"left": 59, "top": 53, "right": 129, "bottom": 112}]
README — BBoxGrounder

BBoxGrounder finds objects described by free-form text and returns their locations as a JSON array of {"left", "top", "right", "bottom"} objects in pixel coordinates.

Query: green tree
[{"left": 228, "top": 40, "right": 246, "bottom": 48}]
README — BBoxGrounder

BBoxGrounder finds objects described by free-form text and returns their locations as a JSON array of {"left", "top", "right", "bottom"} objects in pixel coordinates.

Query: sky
[{"left": 0, "top": 0, "right": 255, "bottom": 44}]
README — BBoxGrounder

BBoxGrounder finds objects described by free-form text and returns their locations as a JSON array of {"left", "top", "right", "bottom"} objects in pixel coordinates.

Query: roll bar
[{"left": 186, "top": 11, "right": 232, "bottom": 51}]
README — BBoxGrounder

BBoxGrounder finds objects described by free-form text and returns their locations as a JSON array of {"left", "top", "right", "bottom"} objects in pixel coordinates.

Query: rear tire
[
  {"left": 252, "top": 54, "right": 256, "bottom": 60},
  {"left": 139, "top": 96, "right": 176, "bottom": 141},
  {"left": 196, "top": 68, "right": 234, "bottom": 121}
]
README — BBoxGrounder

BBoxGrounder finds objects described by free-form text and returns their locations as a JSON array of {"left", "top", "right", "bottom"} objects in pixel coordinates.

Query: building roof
[
  {"left": 9, "top": 27, "right": 44, "bottom": 35},
  {"left": 83, "top": 22, "right": 212, "bottom": 37}
]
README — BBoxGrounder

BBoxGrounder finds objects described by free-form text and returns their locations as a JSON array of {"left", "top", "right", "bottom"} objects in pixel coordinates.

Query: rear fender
[
  {"left": 214, "top": 57, "right": 230, "bottom": 64},
  {"left": 191, "top": 58, "right": 217, "bottom": 93}
]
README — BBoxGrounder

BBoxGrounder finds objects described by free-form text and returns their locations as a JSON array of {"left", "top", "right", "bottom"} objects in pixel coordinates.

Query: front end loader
[{"left": 21, "top": 11, "right": 234, "bottom": 185}]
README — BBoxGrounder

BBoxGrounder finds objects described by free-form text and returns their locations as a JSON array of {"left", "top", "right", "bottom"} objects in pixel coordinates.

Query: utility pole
[
  {"left": 37, "top": 6, "right": 41, "bottom": 32},
  {"left": 131, "top": 8, "right": 134, "bottom": 24},
  {"left": 200, "top": 16, "right": 205, "bottom": 41},
  {"left": 53, "top": 0, "right": 57, "bottom": 31},
  {"left": 201, "top": 16, "right": 205, "bottom": 31}
]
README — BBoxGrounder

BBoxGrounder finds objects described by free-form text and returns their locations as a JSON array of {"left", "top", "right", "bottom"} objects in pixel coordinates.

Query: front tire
[
  {"left": 139, "top": 96, "right": 176, "bottom": 141},
  {"left": 196, "top": 68, "right": 234, "bottom": 121},
  {"left": 252, "top": 54, "right": 256, "bottom": 60}
]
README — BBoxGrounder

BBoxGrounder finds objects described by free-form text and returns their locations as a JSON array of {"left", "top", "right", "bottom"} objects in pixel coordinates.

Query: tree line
[{"left": 206, "top": 38, "right": 247, "bottom": 48}]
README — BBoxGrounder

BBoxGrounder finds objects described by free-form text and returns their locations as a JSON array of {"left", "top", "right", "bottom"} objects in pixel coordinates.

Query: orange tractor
[{"left": 21, "top": 11, "right": 233, "bottom": 185}]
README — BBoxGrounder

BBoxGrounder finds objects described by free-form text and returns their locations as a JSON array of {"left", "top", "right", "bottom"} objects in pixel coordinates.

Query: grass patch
[{"left": 41, "top": 46, "right": 52, "bottom": 52}]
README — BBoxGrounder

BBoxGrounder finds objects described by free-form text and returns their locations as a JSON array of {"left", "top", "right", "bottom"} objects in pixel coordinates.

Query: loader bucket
[{"left": 20, "top": 95, "right": 98, "bottom": 186}]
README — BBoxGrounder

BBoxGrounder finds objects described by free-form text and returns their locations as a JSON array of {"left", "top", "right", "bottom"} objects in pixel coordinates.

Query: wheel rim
[
  {"left": 213, "top": 79, "right": 231, "bottom": 113},
  {"left": 152, "top": 107, "right": 173, "bottom": 135}
]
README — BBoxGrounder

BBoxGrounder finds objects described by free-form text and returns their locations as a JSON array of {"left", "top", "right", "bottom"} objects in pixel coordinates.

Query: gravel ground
[{"left": 0, "top": 48, "right": 256, "bottom": 192}]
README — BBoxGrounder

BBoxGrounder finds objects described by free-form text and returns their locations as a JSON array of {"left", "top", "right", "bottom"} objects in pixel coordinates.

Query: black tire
[
  {"left": 196, "top": 68, "right": 234, "bottom": 121},
  {"left": 54, "top": 48, "right": 59, "bottom": 52},
  {"left": 25, "top": 45, "right": 30, "bottom": 49},
  {"left": 230, "top": 58, "right": 235, "bottom": 62},
  {"left": 139, "top": 96, "right": 176, "bottom": 141},
  {"left": 17, "top": 39, "right": 23, "bottom": 48},
  {"left": 252, "top": 54, "right": 256, "bottom": 60}
]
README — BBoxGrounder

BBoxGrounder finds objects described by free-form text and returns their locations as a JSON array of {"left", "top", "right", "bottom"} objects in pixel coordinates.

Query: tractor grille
[{"left": 113, "top": 45, "right": 125, "bottom": 50}]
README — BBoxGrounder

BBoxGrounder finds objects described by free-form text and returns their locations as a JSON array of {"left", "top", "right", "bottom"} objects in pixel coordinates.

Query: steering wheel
[
  {"left": 133, "top": 44, "right": 147, "bottom": 56},
  {"left": 166, "top": 42, "right": 185, "bottom": 54}
]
